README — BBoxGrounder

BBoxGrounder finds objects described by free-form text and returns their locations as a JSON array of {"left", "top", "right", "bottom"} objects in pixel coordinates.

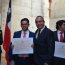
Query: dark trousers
[
  {"left": 34, "top": 63, "right": 51, "bottom": 65},
  {"left": 34, "top": 61, "right": 53, "bottom": 65},
  {"left": 14, "top": 57, "right": 33, "bottom": 65},
  {"left": 0, "top": 47, "right": 2, "bottom": 63},
  {"left": 34, "top": 62, "right": 40, "bottom": 65},
  {"left": 52, "top": 57, "right": 65, "bottom": 65},
  {"left": 0, "top": 54, "right": 1, "bottom": 62}
]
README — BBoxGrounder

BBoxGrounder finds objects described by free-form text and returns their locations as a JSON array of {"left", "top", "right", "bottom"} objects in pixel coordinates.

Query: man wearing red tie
[
  {"left": 9, "top": 18, "right": 34, "bottom": 65},
  {"left": 53, "top": 20, "right": 65, "bottom": 65}
]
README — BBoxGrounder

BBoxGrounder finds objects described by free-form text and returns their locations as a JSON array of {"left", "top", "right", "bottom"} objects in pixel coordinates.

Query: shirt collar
[
  {"left": 22, "top": 30, "right": 29, "bottom": 33},
  {"left": 40, "top": 25, "right": 45, "bottom": 33},
  {"left": 57, "top": 30, "right": 64, "bottom": 34}
]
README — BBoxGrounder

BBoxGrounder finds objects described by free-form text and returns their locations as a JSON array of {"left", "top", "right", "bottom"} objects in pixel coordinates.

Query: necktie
[
  {"left": 60, "top": 32, "right": 64, "bottom": 42},
  {"left": 23, "top": 31, "right": 26, "bottom": 38},
  {"left": 37, "top": 29, "right": 41, "bottom": 38}
]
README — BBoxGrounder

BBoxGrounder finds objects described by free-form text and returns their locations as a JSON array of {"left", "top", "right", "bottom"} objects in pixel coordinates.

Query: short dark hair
[
  {"left": 35, "top": 16, "right": 45, "bottom": 22},
  {"left": 56, "top": 20, "right": 65, "bottom": 30},
  {"left": 21, "top": 18, "right": 29, "bottom": 24}
]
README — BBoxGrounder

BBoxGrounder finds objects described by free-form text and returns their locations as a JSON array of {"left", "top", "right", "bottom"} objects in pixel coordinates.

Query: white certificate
[
  {"left": 12, "top": 38, "right": 33, "bottom": 54},
  {"left": 54, "top": 41, "right": 65, "bottom": 59}
]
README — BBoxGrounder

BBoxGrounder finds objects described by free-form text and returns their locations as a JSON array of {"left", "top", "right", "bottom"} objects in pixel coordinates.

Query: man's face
[
  {"left": 35, "top": 17, "right": 45, "bottom": 29},
  {"left": 21, "top": 21, "right": 29, "bottom": 31},
  {"left": 59, "top": 23, "right": 65, "bottom": 32}
]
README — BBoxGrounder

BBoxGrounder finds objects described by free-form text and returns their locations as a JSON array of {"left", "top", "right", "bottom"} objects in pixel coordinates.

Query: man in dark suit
[
  {"left": 53, "top": 20, "right": 65, "bottom": 65},
  {"left": 0, "top": 28, "right": 3, "bottom": 63},
  {"left": 33, "top": 16, "right": 55, "bottom": 65},
  {"left": 9, "top": 18, "right": 34, "bottom": 65}
]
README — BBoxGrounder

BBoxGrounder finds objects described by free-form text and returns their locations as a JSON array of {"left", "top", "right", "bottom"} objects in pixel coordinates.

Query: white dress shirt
[
  {"left": 57, "top": 30, "right": 64, "bottom": 41},
  {"left": 18, "top": 30, "right": 30, "bottom": 57},
  {"left": 21, "top": 30, "right": 29, "bottom": 39}
]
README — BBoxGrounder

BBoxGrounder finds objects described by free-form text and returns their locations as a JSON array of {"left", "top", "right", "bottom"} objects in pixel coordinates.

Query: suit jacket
[
  {"left": 0, "top": 30, "right": 3, "bottom": 45},
  {"left": 0, "top": 30, "right": 3, "bottom": 54},
  {"left": 13, "top": 30, "right": 34, "bottom": 38},
  {"left": 9, "top": 30, "right": 34, "bottom": 61},
  {"left": 34, "top": 26, "right": 55, "bottom": 65},
  {"left": 54, "top": 31, "right": 65, "bottom": 60}
]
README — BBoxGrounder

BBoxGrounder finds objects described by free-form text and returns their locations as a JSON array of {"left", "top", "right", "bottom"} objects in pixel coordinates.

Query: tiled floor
[
  {"left": 1, "top": 54, "right": 6, "bottom": 65},
  {"left": 1, "top": 47, "right": 15, "bottom": 65},
  {"left": 1, "top": 53, "right": 7, "bottom": 65},
  {"left": 1, "top": 55, "right": 15, "bottom": 65},
  {"left": 1, "top": 46, "right": 7, "bottom": 65}
]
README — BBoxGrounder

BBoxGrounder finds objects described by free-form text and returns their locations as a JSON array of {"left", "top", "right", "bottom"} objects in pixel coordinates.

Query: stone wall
[
  {"left": 2, "top": 0, "right": 49, "bottom": 39},
  {"left": 50, "top": 0, "right": 65, "bottom": 31},
  {"left": 0, "top": 0, "right": 1, "bottom": 26},
  {"left": 1, "top": 0, "right": 65, "bottom": 36}
]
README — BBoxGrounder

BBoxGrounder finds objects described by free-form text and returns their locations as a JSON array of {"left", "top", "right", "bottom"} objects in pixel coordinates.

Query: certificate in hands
[
  {"left": 12, "top": 38, "right": 33, "bottom": 54},
  {"left": 54, "top": 41, "right": 65, "bottom": 59}
]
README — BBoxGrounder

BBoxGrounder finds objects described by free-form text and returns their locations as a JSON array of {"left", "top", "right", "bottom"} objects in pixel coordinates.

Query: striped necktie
[{"left": 37, "top": 29, "right": 41, "bottom": 38}]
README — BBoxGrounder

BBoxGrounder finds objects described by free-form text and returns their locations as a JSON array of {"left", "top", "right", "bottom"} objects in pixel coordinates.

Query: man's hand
[{"left": 44, "top": 63, "right": 49, "bottom": 65}]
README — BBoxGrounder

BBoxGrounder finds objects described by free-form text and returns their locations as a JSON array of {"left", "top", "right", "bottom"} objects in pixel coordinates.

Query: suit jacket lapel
[
  {"left": 17, "top": 30, "right": 22, "bottom": 38},
  {"left": 35, "top": 29, "right": 38, "bottom": 39},
  {"left": 29, "top": 31, "right": 33, "bottom": 37},
  {"left": 54, "top": 31, "right": 59, "bottom": 41},
  {"left": 37, "top": 26, "right": 46, "bottom": 39},
  {"left": 63, "top": 32, "right": 65, "bottom": 42}
]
